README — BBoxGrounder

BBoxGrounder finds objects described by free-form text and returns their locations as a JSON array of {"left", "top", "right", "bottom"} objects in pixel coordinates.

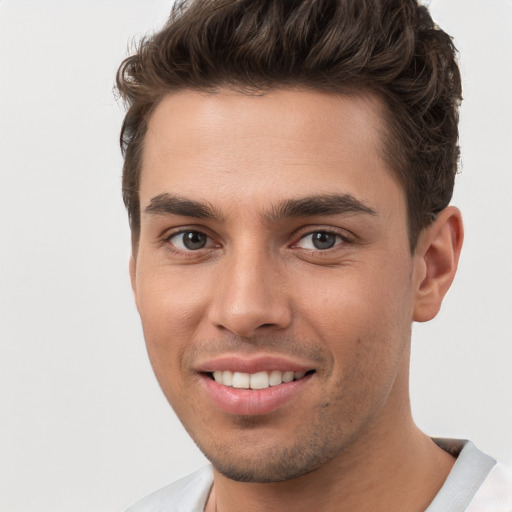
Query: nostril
[{"left": 209, "top": 296, "right": 292, "bottom": 338}]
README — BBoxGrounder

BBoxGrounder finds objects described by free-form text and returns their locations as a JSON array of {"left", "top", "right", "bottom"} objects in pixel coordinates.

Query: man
[{"left": 116, "top": 0, "right": 512, "bottom": 510}]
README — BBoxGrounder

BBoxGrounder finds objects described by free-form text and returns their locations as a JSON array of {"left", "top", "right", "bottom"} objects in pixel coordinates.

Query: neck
[
  {"left": 206, "top": 362, "right": 455, "bottom": 512},
  {"left": 208, "top": 426, "right": 453, "bottom": 512}
]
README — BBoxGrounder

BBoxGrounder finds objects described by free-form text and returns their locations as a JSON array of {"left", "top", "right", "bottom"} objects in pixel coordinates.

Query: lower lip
[{"left": 200, "top": 374, "right": 312, "bottom": 416}]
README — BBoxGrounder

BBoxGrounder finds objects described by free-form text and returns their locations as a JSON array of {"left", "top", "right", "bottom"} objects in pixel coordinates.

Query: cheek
[
  {"left": 137, "top": 262, "right": 209, "bottom": 331},
  {"left": 135, "top": 271, "right": 207, "bottom": 380},
  {"left": 296, "top": 257, "right": 413, "bottom": 374},
  {"left": 299, "top": 257, "right": 412, "bottom": 328}
]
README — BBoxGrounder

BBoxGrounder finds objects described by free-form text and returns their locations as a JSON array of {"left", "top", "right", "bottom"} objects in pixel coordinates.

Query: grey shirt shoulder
[
  {"left": 126, "top": 465, "right": 213, "bottom": 512},
  {"left": 426, "top": 439, "right": 497, "bottom": 512}
]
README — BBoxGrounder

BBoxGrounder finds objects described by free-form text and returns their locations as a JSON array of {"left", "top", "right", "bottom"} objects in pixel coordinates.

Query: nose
[{"left": 207, "top": 247, "right": 292, "bottom": 338}]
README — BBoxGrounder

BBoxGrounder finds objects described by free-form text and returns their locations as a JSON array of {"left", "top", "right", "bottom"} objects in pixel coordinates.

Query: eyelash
[
  {"left": 293, "top": 230, "right": 351, "bottom": 251},
  {"left": 163, "top": 229, "right": 218, "bottom": 253},
  {"left": 162, "top": 227, "right": 353, "bottom": 255}
]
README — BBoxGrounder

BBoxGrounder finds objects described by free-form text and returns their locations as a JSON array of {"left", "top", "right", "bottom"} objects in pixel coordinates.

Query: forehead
[{"left": 140, "top": 88, "right": 403, "bottom": 217}]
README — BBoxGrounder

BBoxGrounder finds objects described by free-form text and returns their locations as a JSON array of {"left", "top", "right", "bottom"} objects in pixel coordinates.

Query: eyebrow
[
  {"left": 143, "top": 193, "right": 376, "bottom": 222},
  {"left": 266, "top": 194, "right": 377, "bottom": 222},
  {"left": 144, "top": 193, "right": 224, "bottom": 221}
]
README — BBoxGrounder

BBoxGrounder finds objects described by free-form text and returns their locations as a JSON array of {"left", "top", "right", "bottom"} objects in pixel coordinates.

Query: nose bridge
[{"left": 209, "top": 241, "right": 291, "bottom": 337}]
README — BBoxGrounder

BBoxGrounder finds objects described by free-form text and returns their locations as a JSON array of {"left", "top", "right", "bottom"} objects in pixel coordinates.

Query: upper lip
[{"left": 195, "top": 354, "right": 315, "bottom": 374}]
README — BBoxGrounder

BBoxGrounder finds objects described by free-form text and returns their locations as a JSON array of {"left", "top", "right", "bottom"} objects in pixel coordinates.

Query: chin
[
  {"left": 209, "top": 455, "right": 321, "bottom": 483},
  {"left": 196, "top": 428, "right": 344, "bottom": 483}
]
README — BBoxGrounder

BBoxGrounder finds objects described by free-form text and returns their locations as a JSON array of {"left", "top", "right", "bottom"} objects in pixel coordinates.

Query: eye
[
  {"left": 295, "top": 231, "right": 345, "bottom": 250},
  {"left": 168, "top": 230, "right": 212, "bottom": 251}
]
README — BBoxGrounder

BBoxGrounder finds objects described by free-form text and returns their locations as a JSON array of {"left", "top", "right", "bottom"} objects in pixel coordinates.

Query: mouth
[
  {"left": 196, "top": 355, "right": 318, "bottom": 415},
  {"left": 198, "top": 359, "right": 316, "bottom": 415},
  {"left": 207, "top": 369, "right": 316, "bottom": 389}
]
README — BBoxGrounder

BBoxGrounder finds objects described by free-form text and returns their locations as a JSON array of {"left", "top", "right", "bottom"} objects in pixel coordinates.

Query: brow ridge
[
  {"left": 143, "top": 192, "right": 376, "bottom": 223},
  {"left": 144, "top": 193, "right": 223, "bottom": 220},
  {"left": 266, "top": 194, "right": 377, "bottom": 223}
]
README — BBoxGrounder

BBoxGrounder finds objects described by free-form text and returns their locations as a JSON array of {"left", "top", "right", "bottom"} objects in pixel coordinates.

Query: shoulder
[
  {"left": 126, "top": 466, "right": 214, "bottom": 512},
  {"left": 428, "top": 439, "right": 512, "bottom": 512},
  {"left": 466, "top": 462, "right": 512, "bottom": 511}
]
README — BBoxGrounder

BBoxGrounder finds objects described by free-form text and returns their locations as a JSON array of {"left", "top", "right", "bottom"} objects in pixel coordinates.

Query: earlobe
[{"left": 413, "top": 206, "right": 464, "bottom": 323}]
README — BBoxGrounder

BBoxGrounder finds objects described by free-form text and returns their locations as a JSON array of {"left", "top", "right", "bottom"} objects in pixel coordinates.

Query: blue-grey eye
[
  {"left": 170, "top": 231, "right": 208, "bottom": 250},
  {"left": 296, "top": 231, "right": 342, "bottom": 250},
  {"left": 311, "top": 232, "right": 336, "bottom": 249}
]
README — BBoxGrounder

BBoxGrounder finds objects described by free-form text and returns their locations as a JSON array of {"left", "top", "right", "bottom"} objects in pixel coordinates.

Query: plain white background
[{"left": 0, "top": 1, "right": 511, "bottom": 511}]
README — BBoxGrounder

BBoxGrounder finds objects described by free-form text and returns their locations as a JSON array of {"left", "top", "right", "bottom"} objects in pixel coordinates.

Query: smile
[
  {"left": 196, "top": 355, "right": 317, "bottom": 415},
  {"left": 201, "top": 369, "right": 315, "bottom": 415},
  {"left": 211, "top": 370, "right": 312, "bottom": 389}
]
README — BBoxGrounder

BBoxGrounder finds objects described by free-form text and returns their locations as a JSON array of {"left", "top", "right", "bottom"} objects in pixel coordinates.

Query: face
[{"left": 132, "top": 89, "right": 420, "bottom": 482}]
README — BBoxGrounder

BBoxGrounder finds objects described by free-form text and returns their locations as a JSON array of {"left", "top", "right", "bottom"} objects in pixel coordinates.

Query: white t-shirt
[{"left": 126, "top": 440, "right": 512, "bottom": 512}]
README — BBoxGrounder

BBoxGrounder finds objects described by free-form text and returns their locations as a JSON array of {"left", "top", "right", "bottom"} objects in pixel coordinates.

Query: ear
[
  {"left": 413, "top": 206, "right": 464, "bottom": 323},
  {"left": 129, "top": 254, "right": 137, "bottom": 297}
]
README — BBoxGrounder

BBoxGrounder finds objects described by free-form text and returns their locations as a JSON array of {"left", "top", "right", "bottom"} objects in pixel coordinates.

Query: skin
[{"left": 130, "top": 89, "right": 463, "bottom": 512}]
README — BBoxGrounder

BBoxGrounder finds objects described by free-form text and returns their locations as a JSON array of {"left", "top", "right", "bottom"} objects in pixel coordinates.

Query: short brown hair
[{"left": 116, "top": 0, "right": 462, "bottom": 251}]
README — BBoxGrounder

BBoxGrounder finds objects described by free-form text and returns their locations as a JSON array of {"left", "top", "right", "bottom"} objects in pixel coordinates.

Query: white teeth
[
  {"left": 249, "top": 371, "right": 269, "bottom": 390},
  {"left": 212, "top": 370, "right": 309, "bottom": 389},
  {"left": 232, "top": 372, "right": 250, "bottom": 389},
  {"left": 269, "top": 370, "right": 283, "bottom": 386},
  {"left": 222, "top": 370, "right": 233, "bottom": 386},
  {"left": 282, "top": 371, "right": 294, "bottom": 383}
]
